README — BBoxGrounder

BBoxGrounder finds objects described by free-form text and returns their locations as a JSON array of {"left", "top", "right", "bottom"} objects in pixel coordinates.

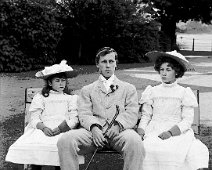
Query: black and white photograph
[{"left": 0, "top": 0, "right": 212, "bottom": 169}]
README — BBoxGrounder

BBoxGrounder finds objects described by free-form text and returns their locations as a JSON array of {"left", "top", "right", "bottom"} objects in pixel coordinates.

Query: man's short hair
[{"left": 95, "top": 47, "right": 118, "bottom": 64}]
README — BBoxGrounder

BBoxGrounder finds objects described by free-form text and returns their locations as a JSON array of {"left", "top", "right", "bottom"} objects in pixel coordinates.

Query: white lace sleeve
[
  {"left": 138, "top": 85, "right": 153, "bottom": 130},
  {"left": 29, "top": 93, "right": 44, "bottom": 128},
  {"left": 66, "top": 95, "right": 79, "bottom": 129},
  {"left": 178, "top": 87, "right": 198, "bottom": 133}
]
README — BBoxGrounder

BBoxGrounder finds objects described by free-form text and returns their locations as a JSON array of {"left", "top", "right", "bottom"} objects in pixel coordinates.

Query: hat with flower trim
[
  {"left": 145, "top": 50, "right": 195, "bottom": 71},
  {"left": 35, "top": 60, "right": 77, "bottom": 79}
]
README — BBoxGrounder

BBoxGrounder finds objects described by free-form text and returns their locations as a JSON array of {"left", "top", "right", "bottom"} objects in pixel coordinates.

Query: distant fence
[{"left": 177, "top": 34, "right": 212, "bottom": 51}]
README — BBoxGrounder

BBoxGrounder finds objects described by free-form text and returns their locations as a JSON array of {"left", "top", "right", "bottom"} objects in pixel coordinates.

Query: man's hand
[
  {"left": 42, "top": 127, "right": 54, "bottom": 137},
  {"left": 158, "top": 131, "right": 172, "bottom": 140},
  {"left": 136, "top": 128, "right": 145, "bottom": 140},
  {"left": 91, "top": 126, "right": 107, "bottom": 147},
  {"left": 106, "top": 125, "right": 120, "bottom": 139},
  {"left": 52, "top": 127, "right": 61, "bottom": 136}
]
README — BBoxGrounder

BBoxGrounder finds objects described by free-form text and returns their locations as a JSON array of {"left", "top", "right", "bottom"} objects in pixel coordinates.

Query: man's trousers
[{"left": 57, "top": 128, "right": 145, "bottom": 170}]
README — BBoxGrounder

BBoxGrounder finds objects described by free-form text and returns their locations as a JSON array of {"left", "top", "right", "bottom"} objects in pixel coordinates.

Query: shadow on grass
[
  {"left": 1, "top": 62, "right": 153, "bottom": 79},
  {"left": 1, "top": 113, "right": 24, "bottom": 169},
  {"left": 197, "top": 124, "right": 212, "bottom": 169},
  {"left": 180, "top": 50, "right": 212, "bottom": 56},
  {"left": 1, "top": 112, "right": 123, "bottom": 170}
]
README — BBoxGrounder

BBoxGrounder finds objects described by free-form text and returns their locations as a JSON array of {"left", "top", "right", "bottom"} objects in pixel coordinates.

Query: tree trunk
[
  {"left": 78, "top": 42, "right": 82, "bottom": 60},
  {"left": 160, "top": 18, "right": 177, "bottom": 51}
]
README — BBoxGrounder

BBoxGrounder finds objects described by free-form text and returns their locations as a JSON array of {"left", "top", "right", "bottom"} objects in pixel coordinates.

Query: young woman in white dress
[
  {"left": 6, "top": 60, "right": 79, "bottom": 170},
  {"left": 136, "top": 51, "right": 209, "bottom": 170}
]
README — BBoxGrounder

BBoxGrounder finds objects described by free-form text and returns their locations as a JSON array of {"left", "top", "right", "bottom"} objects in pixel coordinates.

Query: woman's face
[
  {"left": 159, "top": 62, "right": 176, "bottom": 84},
  {"left": 48, "top": 77, "right": 67, "bottom": 93}
]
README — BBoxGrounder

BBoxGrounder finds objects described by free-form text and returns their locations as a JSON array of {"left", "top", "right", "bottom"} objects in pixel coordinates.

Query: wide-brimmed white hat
[
  {"left": 35, "top": 60, "right": 77, "bottom": 79},
  {"left": 145, "top": 50, "right": 195, "bottom": 71}
]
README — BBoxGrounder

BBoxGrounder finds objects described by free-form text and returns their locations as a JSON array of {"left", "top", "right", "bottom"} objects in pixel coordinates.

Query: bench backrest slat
[{"left": 24, "top": 88, "right": 200, "bottom": 134}]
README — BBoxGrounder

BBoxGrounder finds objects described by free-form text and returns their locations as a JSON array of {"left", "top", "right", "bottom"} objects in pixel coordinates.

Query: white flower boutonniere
[{"left": 110, "top": 84, "right": 119, "bottom": 93}]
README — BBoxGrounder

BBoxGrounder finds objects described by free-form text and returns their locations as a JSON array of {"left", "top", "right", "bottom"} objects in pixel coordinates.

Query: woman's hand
[
  {"left": 52, "top": 127, "right": 61, "bottom": 136},
  {"left": 136, "top": 128, "right": 145, "bottom": 140},
  {"left": 42, "top": 127, "right": 54, "bottom": 137},
  {"left": 91, "top": 126, "right": 107, "bottom": 148},
  {"left": 158, "top": 131, "right": 172, "bottom": 140}
]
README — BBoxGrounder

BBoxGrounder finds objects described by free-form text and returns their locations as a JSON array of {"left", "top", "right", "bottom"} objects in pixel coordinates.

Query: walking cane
[{"left": 84, "top": 105, "right": 120, "bottom": 170}]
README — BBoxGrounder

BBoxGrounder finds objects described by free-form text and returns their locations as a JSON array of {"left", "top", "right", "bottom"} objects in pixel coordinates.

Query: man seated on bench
[
  {"left": 57, "top": 47, "right": 145, "bottom": 170},
  {"left": 6, "top": 60, "right": 79, "bottom": 170}
]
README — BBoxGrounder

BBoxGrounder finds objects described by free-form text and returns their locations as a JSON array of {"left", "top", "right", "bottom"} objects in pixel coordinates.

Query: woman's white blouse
[
  {"left": 29, "top": 90, "right": 78, "bottom": 129},
  {"left": 138, "top": 81, "right": 198, "bottom": 133}
]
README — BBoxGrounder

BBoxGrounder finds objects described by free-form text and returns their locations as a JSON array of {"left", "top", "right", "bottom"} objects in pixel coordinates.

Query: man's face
[{"left": 97, "top": 52, "right": 117, "bottom": 79}]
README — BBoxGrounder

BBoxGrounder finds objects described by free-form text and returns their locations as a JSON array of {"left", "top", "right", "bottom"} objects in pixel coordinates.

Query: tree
[
  {"left": 0, "top": 0, "right": 161, "bottom": 71},
  {"left": 56, "top": 0, "right": 160, "bottom": 64},
  {"left": 141, "top": 0, "right": 212, "bottom": 50},
  {"left": 0, "top": 0, "right": 62, "bottom": 72}
]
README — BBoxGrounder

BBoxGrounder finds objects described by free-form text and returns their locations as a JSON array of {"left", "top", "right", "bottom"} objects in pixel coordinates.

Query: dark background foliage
[
  {"left": 52, "top": 0, "right": 161, "bottom": 64},
  {"left": 141, "top": 0, "right": 212, "bottom": 50},
  {"left": 1, "top": 0, "right": 212, "bottom": 72},
  {"left": 0, "top": 0, "right": 63, "bottom": 72},
  {"left": 0, "top": 0, "right": 161, "bottom": 72}
]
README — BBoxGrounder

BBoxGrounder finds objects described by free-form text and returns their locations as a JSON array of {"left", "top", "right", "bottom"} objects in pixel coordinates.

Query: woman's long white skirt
[
  {"left": 6, "top": 126, "right": 84, "bottom": 166},
  {"left": 142, "top": 130, "right": 209, "bottom": 170}
]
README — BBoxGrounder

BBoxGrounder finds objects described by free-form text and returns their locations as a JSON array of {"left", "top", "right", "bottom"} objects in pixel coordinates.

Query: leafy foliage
[
  {"left": 141, "top": 0, "right": 212, "bottom": 24},
  {"left": 141, "top": 0, "right": 212, "bottom": 50},
  {"left": 56, "top": 0, "right": 160, "bottom": 64},
  {"left": 0, "top": 0, "right": 63, "bottom": 72},
  {"left": 0, "top": 0, "right": 161, "bottom": 72}
]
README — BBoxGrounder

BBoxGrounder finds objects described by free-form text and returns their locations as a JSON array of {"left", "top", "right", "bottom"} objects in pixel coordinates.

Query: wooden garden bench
[{"left": 23, "top": 87, "right": 200, "bottom": 169}]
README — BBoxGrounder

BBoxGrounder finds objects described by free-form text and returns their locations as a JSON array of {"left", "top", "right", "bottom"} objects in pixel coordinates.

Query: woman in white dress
[
  {"left": 6, "top": 60, "right": 79, "bottom": 170},
  {"left": 136, "top": 51, "right": 209, "bottom": 170}
]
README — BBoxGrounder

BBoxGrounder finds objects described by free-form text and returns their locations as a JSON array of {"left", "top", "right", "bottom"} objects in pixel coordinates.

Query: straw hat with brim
[
  {"left": 35, "top": 60, "right": 77, "bottom": 79},
  {"left": 145, "top": 50, "right": 195, "bottom": 71}
]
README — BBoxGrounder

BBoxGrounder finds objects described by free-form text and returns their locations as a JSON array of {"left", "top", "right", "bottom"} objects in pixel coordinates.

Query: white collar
[
  {"left": 161, "top": 80, "right": 178, "bottom": 87},
  {"left": 99, "top": 74, "right": 115, "bottom": 91},
  {"left": 50, "top": 90, "right": 64, "bottom": 94},
  {"left": 99, "top": 74, "right": 115, "bottom": 82}
]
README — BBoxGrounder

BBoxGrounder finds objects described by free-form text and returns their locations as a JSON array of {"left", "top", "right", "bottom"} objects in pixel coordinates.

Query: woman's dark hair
[
  {"left": 95, "top": 47, "right": 118, "bottom": 64},
  {"left": 41, "top": 72, "right": 71, "bottom": 97},
  {"left": 154, "top": 56, "right": 185, "bottom": 78}
]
